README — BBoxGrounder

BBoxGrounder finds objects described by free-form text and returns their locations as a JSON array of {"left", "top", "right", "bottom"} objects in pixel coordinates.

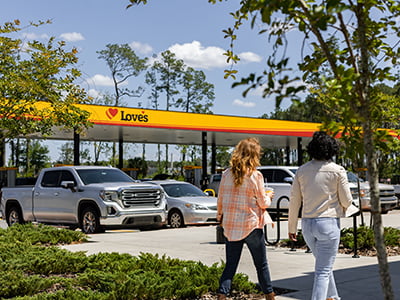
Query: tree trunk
[{"left": 363, "top": 122, "right": 394, "bottom": 300}]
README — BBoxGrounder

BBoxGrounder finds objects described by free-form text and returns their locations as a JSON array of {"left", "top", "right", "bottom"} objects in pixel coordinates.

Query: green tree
[
  {"left": 152, "top": 50, "right": 185, "bottom": 171},
  {"left": 127, "top": 1, "right": 400, "bottom": 298},
  {"left": 90, "top": 92, "right": 117, "bottom": 166},
  {"left": 0, "top": 20, "right": 91, "bottom": 166},
  {"left": 176, "top": 67, "right": 215, "bottom": 113},
  {"left": 215, "top": 146, "right": 231, "bottom": 169},
  {"left": 97, "top": 43, "right": 148, "bottom": 107},
  {"left": 266, "top": 94, "right": 328, "bottom": 123},
  {"left": 19, "top": 140, "right": 50, "bottom": 176},
  {"left": 56, "top": 142, "right": 90, "bottom": 165},
  {"left": 145, "top": 65, "right": 162, "bottom": 170},
  {"left": 152, "top": 50, "right": 185, "bottom": 111},
  {"left": 218, "top": 1, "right": 400, "bottom": 298},
  {"left": 145, "top": 65, "right": 161, "bottom": 109},
  {"left": 127, "top": 157, "right": 148, "bottom": 178},
  {"left": 97, "top": 44, "right": 148, "bottom": 167}
]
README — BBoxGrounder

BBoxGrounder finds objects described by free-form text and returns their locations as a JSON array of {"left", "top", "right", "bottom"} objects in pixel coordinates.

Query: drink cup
[
  {"left": 265, "top": 187, "right": 274, "bottom": 199},
  {"left": 265, "top": 187, "right": 274, "bottom": 193}
]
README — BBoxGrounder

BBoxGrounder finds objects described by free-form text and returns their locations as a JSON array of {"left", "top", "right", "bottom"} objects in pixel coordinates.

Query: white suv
[
  {"left": 257, "top": 166, "right": 299, "bottom": 216},
  {"left": 257, "top": 166, "right": 361, "bottom": 217}
]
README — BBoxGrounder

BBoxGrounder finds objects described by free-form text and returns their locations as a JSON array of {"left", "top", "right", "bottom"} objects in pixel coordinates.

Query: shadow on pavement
[{"left": 272, "top": 260, "right": 400, "bottom": 300}]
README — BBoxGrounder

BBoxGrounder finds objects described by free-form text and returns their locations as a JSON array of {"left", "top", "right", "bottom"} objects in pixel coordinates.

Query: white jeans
[{"left": 302, "top": 218, "right": 341, "bottom": 300}]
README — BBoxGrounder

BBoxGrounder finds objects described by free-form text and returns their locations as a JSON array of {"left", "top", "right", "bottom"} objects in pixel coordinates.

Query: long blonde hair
[{"left": 230, "top": 137, "right": 261, "bottom": 187}]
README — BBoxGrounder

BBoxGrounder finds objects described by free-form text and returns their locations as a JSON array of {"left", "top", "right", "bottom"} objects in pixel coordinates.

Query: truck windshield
[
  {"left": 347, "top": 172, "right": 365, "bottom": 183},
  {"left": 77, "top": 169, "right": 135, "bottom": 185}
]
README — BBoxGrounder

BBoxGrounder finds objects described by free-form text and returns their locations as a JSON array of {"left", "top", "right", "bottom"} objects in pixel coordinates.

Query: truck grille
[
  {"left": 380, "top": 189, "right": 395, "bottom": 201},
  {"left": 121, "top": 189, "right": 162, "bottom": 208}
]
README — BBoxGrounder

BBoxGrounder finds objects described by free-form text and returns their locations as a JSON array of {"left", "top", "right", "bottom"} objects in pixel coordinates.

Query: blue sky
[
  {"left": 2, "top": 0, "right": 297, "bottom": 162},
  {"left": 2, "top": 0, "right": 294, "bottom": 117}
]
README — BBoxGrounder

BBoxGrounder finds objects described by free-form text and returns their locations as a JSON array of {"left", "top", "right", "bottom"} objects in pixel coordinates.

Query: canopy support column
[
  {"left": 73, "top": 130, "right": 80, "bottom": 166},
  {"left": 297, "top": 137, "right": 303, "bottom": 166},
  {"left": 211, "top": 141, "right": 216, "bottom": 175},
  {"left": 201, "top": 131, "right": 208, "bottom": 190},
  {"left": 285, "top": 145, "right": 290, "bottom": 166},
  {"left": 118, "top": 128, "right": 123, "bottom": 169}
]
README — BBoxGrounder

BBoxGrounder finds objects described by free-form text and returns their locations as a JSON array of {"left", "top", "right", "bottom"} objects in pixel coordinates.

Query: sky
[{"left": 1, "top": 0, "right": 297, "bottom": 162}]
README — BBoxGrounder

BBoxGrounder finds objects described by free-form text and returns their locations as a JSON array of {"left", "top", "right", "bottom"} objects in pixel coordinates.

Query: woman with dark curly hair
[
  {"left": 288, "top": 131, "right": 353, "bottom": 300},
  {"left": 217, "top": 137, "right": 275, "bottom": 300}
]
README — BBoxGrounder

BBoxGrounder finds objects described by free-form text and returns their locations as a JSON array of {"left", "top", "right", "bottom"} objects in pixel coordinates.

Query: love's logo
[{"left": 106, "top": 108, "right": 118, "bottom": 119}]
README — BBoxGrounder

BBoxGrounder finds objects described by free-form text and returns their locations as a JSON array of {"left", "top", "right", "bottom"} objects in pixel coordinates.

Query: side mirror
[
  {"left": 60, "top": 181, "right": 75, "bottom": 190},
  {"left": 283, "top": 177, "right": 293, "bottom": 184},
  {"left": 203, "top": 189, "right": 216, "bottom": 197}
]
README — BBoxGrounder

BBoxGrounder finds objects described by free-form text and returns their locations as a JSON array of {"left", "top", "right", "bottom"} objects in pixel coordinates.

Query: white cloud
[
  {"left": 130, "top": 41, "right": 153, "bottom": 55},
  {"left": 168, "top": 41, "right": 226, "bottom": 69},
  {"left": 232, "top": 99, "right": 256, "bottom": 108},
  {"left": 87, "top": 89, "right": 101, "bottom": 99},
  {"left": 239, "top": 51, "right": 262, "bottom": 63},
  {"left": 168, "top": 41, "right": 261, "bottom": 70},
  {"left": 21, "top": 32, "right": 49, "bottom": 40},
  {"left": 60, "top": 32, "right": 85, "bottom": 42},
  {"left": 86, "top": 74, "right": 116, "bottom": 87}
]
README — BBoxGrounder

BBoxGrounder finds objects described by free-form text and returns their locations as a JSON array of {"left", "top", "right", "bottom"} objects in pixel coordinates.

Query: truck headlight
[
  {"left": 360, "top": 189, "right": 369, "bottom": 198},
  {"left": 100, "top": 191, "right": 118, "bottom": 202}
]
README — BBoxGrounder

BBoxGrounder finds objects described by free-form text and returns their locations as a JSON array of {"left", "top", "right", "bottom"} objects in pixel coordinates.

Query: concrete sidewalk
[{"left": 60, "top": 211, "right": 400, "bottom": 300}]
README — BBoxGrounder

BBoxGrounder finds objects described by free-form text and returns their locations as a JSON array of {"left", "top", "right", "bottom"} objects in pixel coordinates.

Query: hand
[
  {"left": 217, "top": 214, "right": 223, "bottom": 224},
  {"left": 289, "top": 233, "right": 297, "bottom": 241},
  {"left": 266, "top": 190, "right": 274, "bottom": 199}
]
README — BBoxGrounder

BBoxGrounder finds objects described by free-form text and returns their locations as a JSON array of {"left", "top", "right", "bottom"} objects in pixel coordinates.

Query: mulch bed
[
  {"left": 338, "top": 246, "right": 400, "bottom": 256},
  {"left": 198, "top": 286, "right": 297, "bottom": 299},
  {"left": 278, "top": 240, "right": 400, "bottom": 257}
]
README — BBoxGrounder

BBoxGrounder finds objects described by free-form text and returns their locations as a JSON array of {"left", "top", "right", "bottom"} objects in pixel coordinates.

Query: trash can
[{"left": 216, "top": 225, "right": 226, "bottom": 244}]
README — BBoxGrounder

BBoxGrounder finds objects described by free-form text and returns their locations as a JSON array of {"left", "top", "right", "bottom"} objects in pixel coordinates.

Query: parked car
[
  {"left": 149, "top": 180, "right": 218, "bottom": 228},
  {"left": 257, "top": 166, "right": 361, "bottom": 217},
  {"left": 347, "top": 172, "right": 398, "bottom": 213},
  {"left": 393, "top": 185, "right": 400, "bottom": 206},
  {"left": 257, "top": 166, "right": 299, "bottom": 216},
  {"left": 206, "top": 173, "right": 222, "bottom": 196}
]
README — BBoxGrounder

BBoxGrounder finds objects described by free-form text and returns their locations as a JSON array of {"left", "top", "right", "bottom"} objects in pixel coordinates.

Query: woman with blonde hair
[{"left": 217, "top": 137, "right": 275, "bottom": 300}]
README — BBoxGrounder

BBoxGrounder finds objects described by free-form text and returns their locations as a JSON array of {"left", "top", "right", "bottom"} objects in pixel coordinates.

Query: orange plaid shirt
[{"left": 217, "top": 168, "right": 273, "bottom": 241}]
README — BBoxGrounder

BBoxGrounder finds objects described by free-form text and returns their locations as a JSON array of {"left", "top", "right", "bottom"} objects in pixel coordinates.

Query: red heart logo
[{"left": 106, "top": 108, "right": 118, "bottom": 119}]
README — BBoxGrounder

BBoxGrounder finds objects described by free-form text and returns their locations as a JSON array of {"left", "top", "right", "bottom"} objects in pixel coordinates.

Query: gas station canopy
[{"left": 28, "top": 103, "right": 321, "bottom": 148}]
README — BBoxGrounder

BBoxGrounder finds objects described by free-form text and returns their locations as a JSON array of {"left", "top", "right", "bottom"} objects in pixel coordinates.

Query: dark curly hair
[{"left": 306, "top": 131, "right": 339, "bottom": 160}]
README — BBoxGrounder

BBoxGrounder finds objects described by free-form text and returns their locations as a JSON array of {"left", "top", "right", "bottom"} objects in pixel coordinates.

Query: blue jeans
[
  {"left": 218, "top": 228, "right": 273, "bottom": 295},
  {"left": 302, "top": 218, "right": 341, "bottom": 300}
]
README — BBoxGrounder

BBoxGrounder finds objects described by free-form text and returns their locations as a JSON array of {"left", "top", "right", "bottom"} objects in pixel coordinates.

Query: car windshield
[
  {"left": 77, "top": 169, "right": 135, "bottom": 185},
  {"left": 161, "top": 183, "right": 206, "bottom": 197},
  {"left": 212, "top": 174, "right": 222, "bottom": 181},
  {"left": 289, "top": 168, "right": 298, "bottom": 175},
  {"left": 347, "top": 172, "right": 364, "bottom": 183}
]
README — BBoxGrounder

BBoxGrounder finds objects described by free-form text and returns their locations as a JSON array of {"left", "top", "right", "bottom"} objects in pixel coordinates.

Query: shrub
[
  {"left": 0, "top": 223, "right": 87, "bottom": 246},
  {"left": 340, "top": 226, "right": 400, "bottom": 250},
  {"left": 0, "top": 224, "right": 259, "bottom": 299}
]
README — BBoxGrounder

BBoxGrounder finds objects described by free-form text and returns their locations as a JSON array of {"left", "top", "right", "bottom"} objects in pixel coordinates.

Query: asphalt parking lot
[{"left": 1, "top": 210, "right": 400, "bottom": 299}]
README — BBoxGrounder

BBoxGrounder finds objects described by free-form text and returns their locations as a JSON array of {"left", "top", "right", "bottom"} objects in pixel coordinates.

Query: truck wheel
[
  {"left": 6, "top": 206, "right": 24, "bottom": 226},
  {"left": 80, "top": 207, "right": 102, "bottom": 234},
  {"left": 168, "top": 210, "right": 185, "bottom": 228}
]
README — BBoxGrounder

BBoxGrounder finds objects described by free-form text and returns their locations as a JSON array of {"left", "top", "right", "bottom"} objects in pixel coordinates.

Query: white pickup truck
[
  {"left": 257, "top": 166, "right": 398, "bottom": 216},
  {"left": 0, "top": 166, "right": 167, "bottom": 233}
]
